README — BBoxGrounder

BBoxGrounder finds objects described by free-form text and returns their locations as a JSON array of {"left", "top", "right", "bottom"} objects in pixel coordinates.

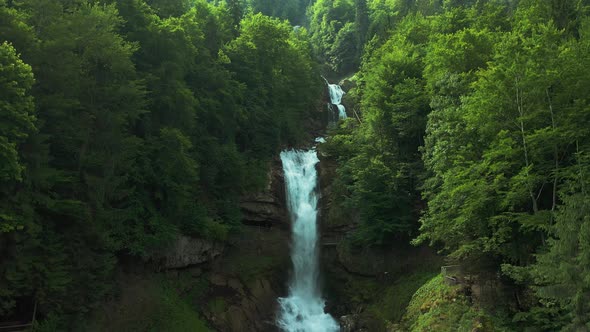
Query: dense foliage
[
  {"left": 307, "top": 0, "right": 369, "bottom": 74},
  {"left": 323, "top": 0, "right": 590, "bottom": 329},
  {"left": 0, "top": 0, "right": 319, "bottom": 327},
  {"left": 245, "top": 0, "right": 309, "bottom": 25}
]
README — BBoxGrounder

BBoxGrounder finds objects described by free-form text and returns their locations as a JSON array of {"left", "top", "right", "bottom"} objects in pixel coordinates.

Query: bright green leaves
[
  {"left": 0, "top": 42, "right": 35, "bottom": 182},
  {"left": 525, "top": 19, "right": 590, "bottom": 329},
  {"left": 226, "top": 13, "right": 291, "bottom": 80},
  {"left": 225, "top": 13, "right": 320, "bottom": 156},
  {"left": 323, "top": 14, "right": 432, "bottom": 246},
  {"left": 415, "top": 2, "right": 590, "bottom": 329},
  {"left": 361, "top": 24, "right": 429, "bottom": 157},
  {"left": 424, "top": 27, "right": 495, "bottom": 95},
  {"left": 0, "top": 41, "right": 35, "bottom": 244},
  {"left": 308, "top": 0, "right": 360, "bottom": 73},
  {"left": 420, "top": 8, "right": 549, "bottom": 262}
]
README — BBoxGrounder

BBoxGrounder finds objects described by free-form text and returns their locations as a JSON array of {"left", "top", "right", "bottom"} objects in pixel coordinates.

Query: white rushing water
[
  {"left": 277, "top": 150, "right": 339, "bottom": 332},
  {"left": 327, "top": 84, "right": 347, "bottom": 120}
]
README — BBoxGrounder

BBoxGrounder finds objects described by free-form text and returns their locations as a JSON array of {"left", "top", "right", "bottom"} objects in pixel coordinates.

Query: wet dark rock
[
  {"left": 340, "top": 315, "right": 358, "bottom": 332},
  {"left": 156, "top": 235, "right": 224, "bottom": 269},
  {"left": 240, "top": 160, "right": 288, "bottom": 228},
  {"left": 339, "top": 78, "right": 357, "bottom": 92}
]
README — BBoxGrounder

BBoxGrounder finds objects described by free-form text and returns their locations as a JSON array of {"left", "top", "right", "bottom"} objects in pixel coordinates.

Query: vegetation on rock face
[
  {"left": 401, "top": 274, "right": 511, "bottom": 332},
  {"left": 83, "top": 275, "right": 211, "bottom": 332}
]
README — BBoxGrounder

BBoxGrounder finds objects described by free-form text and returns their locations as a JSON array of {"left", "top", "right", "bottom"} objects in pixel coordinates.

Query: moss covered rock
[{"left": 401, "top": 274, "right": 511, "bottom": 332}]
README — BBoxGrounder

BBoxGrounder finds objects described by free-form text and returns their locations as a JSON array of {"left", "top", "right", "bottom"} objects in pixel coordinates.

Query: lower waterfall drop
[{"left": 277, "top": 149, "right": 339, "bottom": 332}]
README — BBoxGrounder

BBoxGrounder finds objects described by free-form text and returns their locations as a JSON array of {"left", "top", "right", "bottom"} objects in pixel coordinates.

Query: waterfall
[
  {"left": 327, "top": 84, "right": 347, "bottom": 120},
  {"left": 277, "top": 149, "right": 339, "bottom": 332}
]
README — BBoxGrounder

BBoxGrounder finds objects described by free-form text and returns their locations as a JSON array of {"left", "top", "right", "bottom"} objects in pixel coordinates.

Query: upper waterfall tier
[{"left": 328, "top": 83, "right": 347, "bottom": 120}]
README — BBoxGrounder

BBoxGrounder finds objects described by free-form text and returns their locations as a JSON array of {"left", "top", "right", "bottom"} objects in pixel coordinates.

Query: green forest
[{"left": 1, "top": 0, "right": 590, "bottom": 331}]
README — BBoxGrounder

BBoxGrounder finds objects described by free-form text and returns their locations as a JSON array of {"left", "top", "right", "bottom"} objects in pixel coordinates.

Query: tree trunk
[{"left": 516, "top": 78, "right": 538, "bottom": 213}]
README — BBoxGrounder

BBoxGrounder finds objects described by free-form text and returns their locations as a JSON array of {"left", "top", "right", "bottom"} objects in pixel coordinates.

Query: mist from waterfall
[{"left": 277, "top": 150, "right": 339, "bottom": 332}]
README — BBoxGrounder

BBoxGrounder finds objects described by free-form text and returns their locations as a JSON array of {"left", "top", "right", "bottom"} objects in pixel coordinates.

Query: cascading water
[
  {"left": 277, "top": 149, "right": 339, "bottom": 332},
  {"left": 327, "top": 84, "right": 347, "bottom": 120}
]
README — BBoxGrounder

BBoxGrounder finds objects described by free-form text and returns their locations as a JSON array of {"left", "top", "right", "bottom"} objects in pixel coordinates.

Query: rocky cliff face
[
  {"left": 156, "top": 236, "right": 225, "bottom": 269},
  {"left": 201, "top": 159, "right": 290, "bottom": 331},
  {"left": 201, "top": 225, "right": 289, "bottom": 332},
  {"left": 128, "top": 160, "right": 291, "bottom": 332},
  {"left": 239, "top": 159, "right": 288, "bottom": 228}
]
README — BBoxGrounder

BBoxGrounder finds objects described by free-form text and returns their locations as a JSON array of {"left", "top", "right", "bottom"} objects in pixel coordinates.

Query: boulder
[
  {"left": 340, "top": 315, "right": 357, "bottom": 332},
  {"left": 339, "top": 78, "right": 357, "bottom": 92},
  {"left": 340, "top": 314, "right": 366, "bottom": 332}
]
